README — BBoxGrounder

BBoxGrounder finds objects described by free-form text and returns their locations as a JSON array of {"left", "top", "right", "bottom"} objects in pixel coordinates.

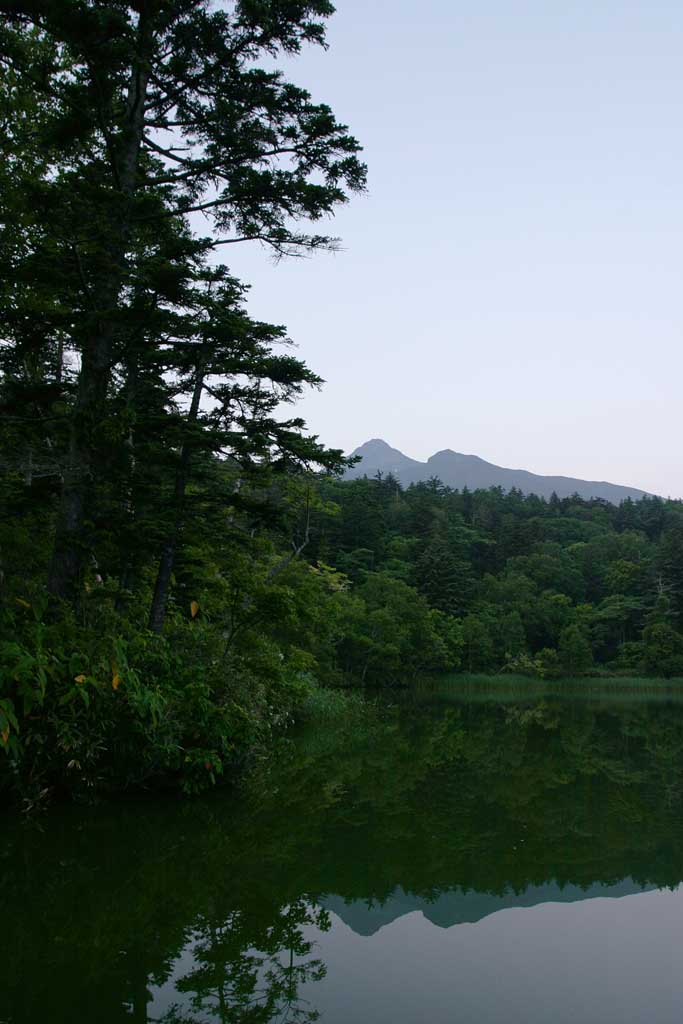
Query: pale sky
[{"left": 224, "top": 0, "right": 683, "bottom": 498}]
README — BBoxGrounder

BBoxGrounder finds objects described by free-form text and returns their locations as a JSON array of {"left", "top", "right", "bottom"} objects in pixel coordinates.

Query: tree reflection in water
[{"left": 158, "top": 901, "right": 329, "bottom": 1024}]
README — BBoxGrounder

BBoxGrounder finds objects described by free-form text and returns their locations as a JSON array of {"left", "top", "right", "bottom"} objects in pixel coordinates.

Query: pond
[{"left": 3, "top": 685, "right": 683, "bottom": 1023}]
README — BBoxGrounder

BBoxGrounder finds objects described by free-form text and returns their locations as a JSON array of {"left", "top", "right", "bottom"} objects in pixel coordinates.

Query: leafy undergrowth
[{"left": 0, "top": 599, "right": 316, "bottom": 807}]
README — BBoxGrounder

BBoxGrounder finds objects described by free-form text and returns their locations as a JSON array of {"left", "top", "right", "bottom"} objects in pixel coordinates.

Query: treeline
[
  {"left": 310, "top": 475, "right": 683, "bottom": 682},
  {"left": 5, "top": 456, "right": 683, "bottom": 800}
]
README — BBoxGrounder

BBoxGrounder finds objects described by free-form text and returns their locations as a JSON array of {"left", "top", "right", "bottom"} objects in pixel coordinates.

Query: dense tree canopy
[{"left": 309, "top": 476, "right": 683, "bottom": 681}]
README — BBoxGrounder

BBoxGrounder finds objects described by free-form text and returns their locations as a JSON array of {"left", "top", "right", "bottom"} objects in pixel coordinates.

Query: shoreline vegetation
[
  {"left": 298, "top": 678, "right": 683, "bottom": 732},
  {"left": 3, "top": 3, "right": 683, "bottom": 807},
  {"left": 429, "top": 674, "right": 683, "bottom": 701}
]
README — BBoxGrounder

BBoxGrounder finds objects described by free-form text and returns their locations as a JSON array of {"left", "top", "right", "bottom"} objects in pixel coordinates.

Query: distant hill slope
[{"left": 345, "top": 438, "right": 651, "bottom": 503}]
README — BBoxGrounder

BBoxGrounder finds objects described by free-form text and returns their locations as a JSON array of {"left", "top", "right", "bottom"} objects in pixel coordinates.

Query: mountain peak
[
  {"left": 348, "top": 438, "right": 423, "bottom": 476},
  {"left": 354, "top": 438, "right": 397, "bottom": 453},
  {"left": 345, "top": 440, "right": 651, "bottom": 503}
]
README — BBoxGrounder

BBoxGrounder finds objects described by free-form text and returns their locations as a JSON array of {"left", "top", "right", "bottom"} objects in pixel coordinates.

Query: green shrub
[{"left": 0, "top": 600, "right": 316, "bottom": 802}]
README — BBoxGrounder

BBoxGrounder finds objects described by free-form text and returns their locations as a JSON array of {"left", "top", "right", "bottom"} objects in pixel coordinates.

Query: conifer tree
[{"left": 0, "top": 0, "right": 366, "bottom": 598}]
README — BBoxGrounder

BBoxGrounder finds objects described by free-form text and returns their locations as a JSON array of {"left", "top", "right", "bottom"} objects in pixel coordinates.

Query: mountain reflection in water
[
  {"left": 322, "top": 878, "right": 657, "bottom": 935},
  {"left": 3, "top": 689, "right": 683, "bottom": 1024}
]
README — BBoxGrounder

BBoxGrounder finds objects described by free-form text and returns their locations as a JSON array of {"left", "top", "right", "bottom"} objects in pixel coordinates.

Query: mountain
[{"left": 345, "top": 439, "right": 650, "bottom": 503}]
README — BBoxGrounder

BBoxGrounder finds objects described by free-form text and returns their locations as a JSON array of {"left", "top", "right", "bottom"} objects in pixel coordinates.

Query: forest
[
  {"left": 311, "top": 476, "right": 683, "bottom": 682},
  {"left": 2, "top": 1, "right": 683, "bottom": 803}
]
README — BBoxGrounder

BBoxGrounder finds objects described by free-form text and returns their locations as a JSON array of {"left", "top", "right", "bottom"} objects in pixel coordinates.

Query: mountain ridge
[{"left": 345, "top": 439, "right": 651, "bottom": 503}]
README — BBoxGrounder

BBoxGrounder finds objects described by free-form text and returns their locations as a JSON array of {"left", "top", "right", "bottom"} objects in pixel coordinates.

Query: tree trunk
[
  {"left": 48, "top": 311, "right": 118, "bottom": 597},
  {"left": 114, "top": 356, "right": 140, "bottom": 611},
  {"left": 48, "top": 12, "right": 153, "bottom": 599},
  {"left": 148, "top": 356, "right": 206, "bottom": 633}
]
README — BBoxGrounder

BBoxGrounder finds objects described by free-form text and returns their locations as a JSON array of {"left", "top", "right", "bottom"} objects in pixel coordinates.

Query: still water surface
[{"left": 4, "top": 687, "right": 683, "bottom": 1023}]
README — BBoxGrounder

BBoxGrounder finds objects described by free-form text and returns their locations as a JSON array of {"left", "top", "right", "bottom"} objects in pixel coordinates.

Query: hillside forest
[{"left": 2, "top": 1, "right": 683, "bottom": 803}]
